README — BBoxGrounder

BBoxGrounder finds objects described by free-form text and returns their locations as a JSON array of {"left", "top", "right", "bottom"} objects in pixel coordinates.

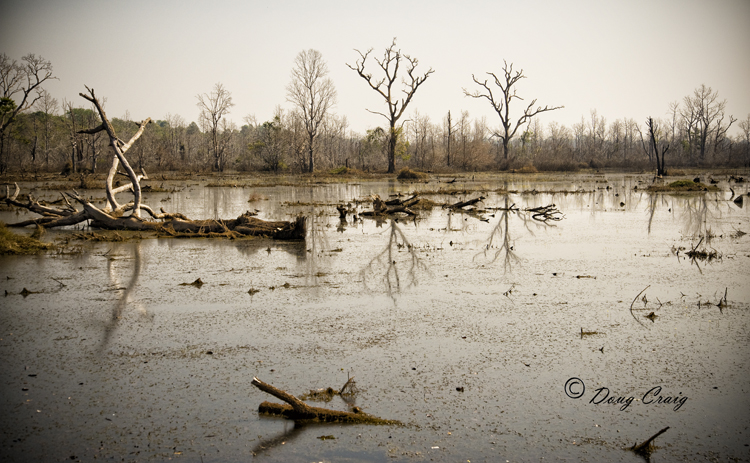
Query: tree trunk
[
  {"left": 308, "top": 132, "right": 315, "bottom": 173},
  {"left": 387, "top": 124, "right": 397, "bottom": 173}
]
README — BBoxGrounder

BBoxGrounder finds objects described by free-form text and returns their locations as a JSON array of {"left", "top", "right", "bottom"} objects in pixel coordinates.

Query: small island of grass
[
  {"left": 0, "top": 223, "right": 54, "bottom": 255},
  {"left": 647, "top": 179, "right": 719, "bottom": 192}
]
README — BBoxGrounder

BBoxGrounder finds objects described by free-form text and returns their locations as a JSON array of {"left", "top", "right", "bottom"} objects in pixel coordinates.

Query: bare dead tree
[
  {"left": 77, "top": 86, "right": 152, "bottom": 216},
  {"left": 287, "top": 49, "right": 337, "bottom": 173},
  {"left": 347, "top": 38, "right": 434, "bottom": 173},
  {"left": 197, "top": 82, "right": 234, "bottom": 171},
  {"left": 0, "top": 53, "right": 56, "bottom": 172},
  {"left": 681, "top": 84, "right": 734, "bottom": 160},
  {"left": 646, "top": 117, "right": 669, "bottom": 176},
  {"left": 33, "top": 89, "right": 59, "bottom": 169},
  {"left": 444, "top": 110, "right": 456, "bottom": 167},
  {"left": 464, "top": 60, "right": 562, "bottom": 161}
]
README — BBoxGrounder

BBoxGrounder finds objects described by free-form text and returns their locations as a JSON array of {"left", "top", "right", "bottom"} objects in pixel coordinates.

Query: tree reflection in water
[
  {"left": 361, "top": 218, "right": 429, "bottom": 300},
  {"left": 303, "top": 206, "right": 334, "bottom": 289},
  {"left": 473, "top": 196, "right": 560, "bottom": 272},
  {"left": 99, "top": 243, "right": 152, "bottom": 352}
]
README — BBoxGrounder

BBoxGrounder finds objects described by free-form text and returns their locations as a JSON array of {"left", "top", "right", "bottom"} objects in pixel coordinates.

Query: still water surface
[{"left": 1, "top": 173, "right": 749, "bottom": 462}]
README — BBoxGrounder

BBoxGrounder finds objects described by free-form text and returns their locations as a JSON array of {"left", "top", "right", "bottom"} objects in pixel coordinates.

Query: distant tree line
[{"left": 1, "top": 48, "right": 748, "bottom": 175}]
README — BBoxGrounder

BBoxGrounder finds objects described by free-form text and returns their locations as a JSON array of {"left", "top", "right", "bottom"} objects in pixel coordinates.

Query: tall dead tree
[
  {"left": 197, "top": 82, "right": 234, "bottom": 172},
  {"left": 464, "top": 60, "right": 562, "bottom": 161},
  {"left": 287, "top": 49, "right": 337, "bottom": 173},
  {"left": 681, "top": 84, "right": 734, "bottom": 160},
  {"left": 348, "top": 38, "right": 434, "bottom": 173},
  {"left": 646, "top": 117, "right": 669, "bottom": 176},
  {"left": 445, "top": 110, "right": 456, "bottom": 167},
  {"left": 78, "top": 86, "right": 151, "bottom": 217}
]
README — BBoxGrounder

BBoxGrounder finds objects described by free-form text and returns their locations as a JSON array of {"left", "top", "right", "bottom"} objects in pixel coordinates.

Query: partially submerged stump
[{"left": 251, "top": 377, "right": 400, "bottom": 425}]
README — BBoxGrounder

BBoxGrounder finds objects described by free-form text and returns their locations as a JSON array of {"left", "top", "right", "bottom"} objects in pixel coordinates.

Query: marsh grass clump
[
  {"left": 78, "top": 174, "right": 101, "bottom": 190},
  {"left": 397, "top": 167, "right": 428, "bottom": 180},
  {"left": 71, "top": 231, "right": 129, "bottom": 242},
  {"left": 205, "top": 181, "right": 244, "bottom": 187},
  {"left": 328, "top": 166, "right": 367, "bottom": 176},
  {"left": 0, "top": 222, "right": 54, "bottom": 255},
  {"left": 409, "top": 198, "right": 439, "bottom": 210},
  {"left": 648, "top": 179, "right": 718, "bottom": 192},
  {"left": 515, "top": 164, "right": 538, "bottom": 174}
]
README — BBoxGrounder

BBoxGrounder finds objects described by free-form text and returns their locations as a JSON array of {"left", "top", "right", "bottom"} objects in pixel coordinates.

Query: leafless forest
[{"left": 2, "top": 47, "right": 748, "bottom": 176}]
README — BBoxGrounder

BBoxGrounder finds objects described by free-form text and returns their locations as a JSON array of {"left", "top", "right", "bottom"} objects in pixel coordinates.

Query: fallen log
[
  {"left": 447, "top": 196, "right": 485, "bottom": 210},
  {"left": 361, "top": 194, "right": 416, "bottom": 217},
  {"left": 4, "top": 189, "right": 306, "bottom": 240},
  {"left": 251, "top": 377, "right": 400, "bottom": 425},
  {"left": 385, "top": 194, "right": 419, "bottom": 207}
]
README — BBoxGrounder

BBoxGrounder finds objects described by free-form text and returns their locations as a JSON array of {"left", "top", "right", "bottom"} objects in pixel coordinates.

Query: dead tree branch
[
  {"left": 251, "top": 377, "right": 399, "bottom": 424},
  {"left": 447, "top": 196, "right": 485, "bottom": 210},
  {"left": 631, "top": 426, "right": 669, "bottom": 454}
]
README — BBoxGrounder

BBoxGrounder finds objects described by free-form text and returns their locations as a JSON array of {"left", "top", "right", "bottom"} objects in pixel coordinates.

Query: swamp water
[{"left": 1, "top": 173, "right": 749, "bottom": 462}]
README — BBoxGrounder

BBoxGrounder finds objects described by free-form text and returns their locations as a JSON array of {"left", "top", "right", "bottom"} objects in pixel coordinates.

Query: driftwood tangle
[
  {"left": 251, "top": 377, "right": 400, "bottom": 424},
  {"left": 360, "top": 194, "right": 417, "bottom": 217},
  {"left": 1, "top": 88, "right": 305, "bottom": 240}
]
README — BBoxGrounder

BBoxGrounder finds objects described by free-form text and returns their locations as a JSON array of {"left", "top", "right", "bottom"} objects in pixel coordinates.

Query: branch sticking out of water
[
  {"left": 580, "top": 327, "right": 600, "bottom": 338},
  {"left": 251, "top": 377, "right": 400, "bottom": 425},
  {"left": 717, "top": 287, "right": 728, "bottom": 310},
  {"left": 630, "top": 285, "right": 650, "bottom": 328},
  {"left": 630, "top": 426, "right": 670, "bottom": 455}
]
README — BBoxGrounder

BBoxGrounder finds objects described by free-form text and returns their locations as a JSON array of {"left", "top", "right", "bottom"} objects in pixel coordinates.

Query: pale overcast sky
[{"left": 2, "top": 0, "right": 749, "bottom": 136}]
